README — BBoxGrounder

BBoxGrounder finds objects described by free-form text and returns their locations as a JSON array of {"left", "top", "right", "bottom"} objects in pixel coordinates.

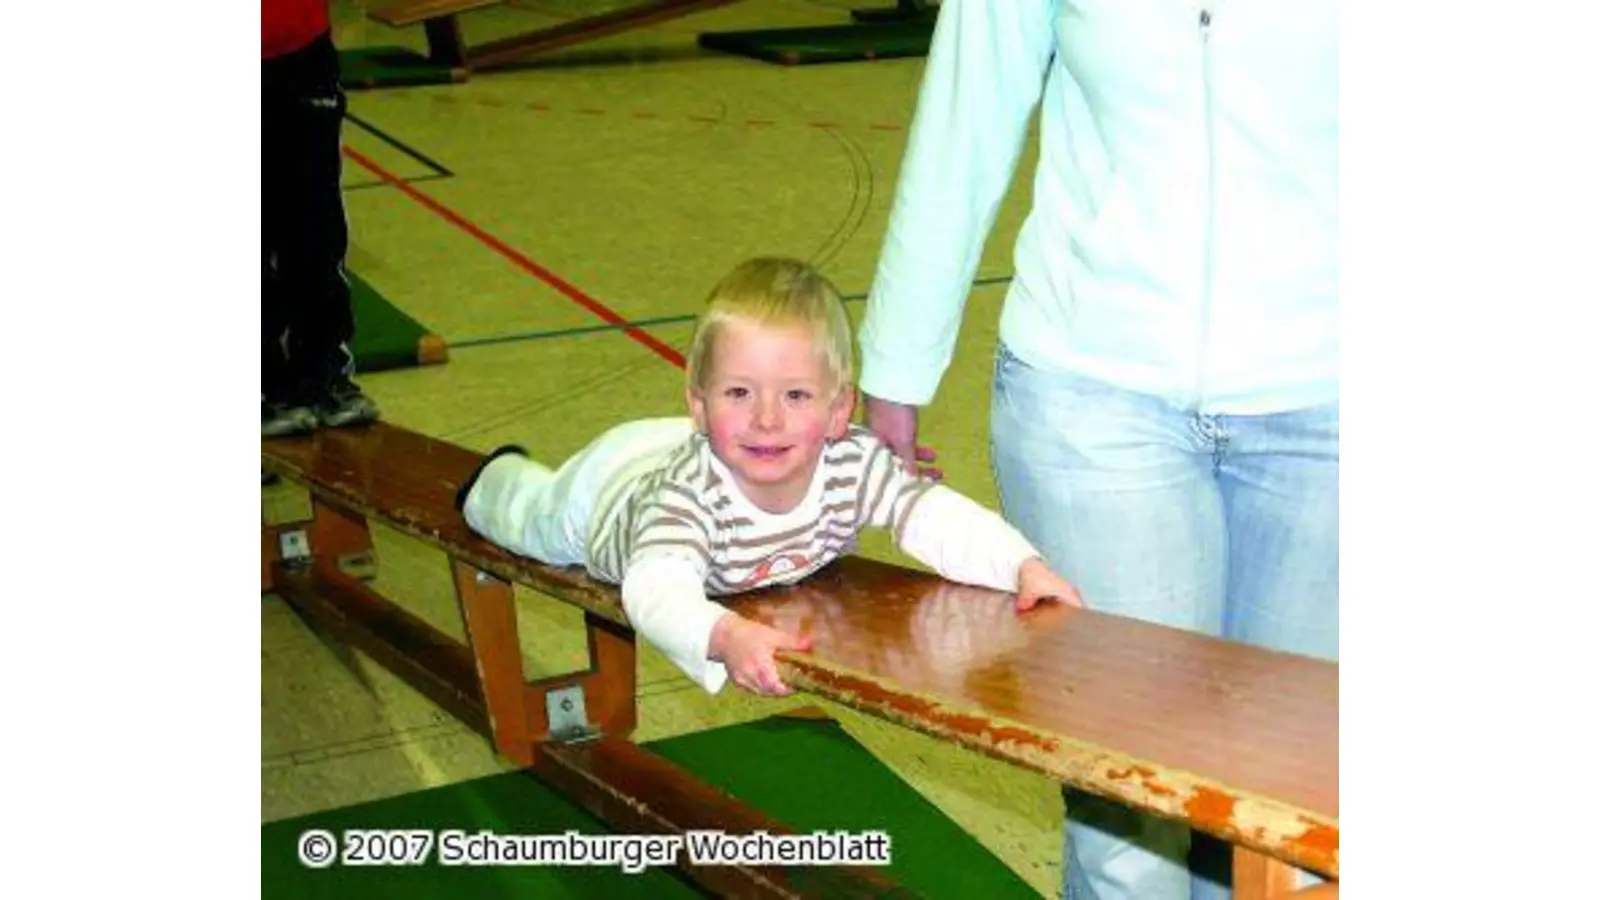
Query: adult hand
[{"left": 863, "top": 394, "right": 943, "bottom": 481}]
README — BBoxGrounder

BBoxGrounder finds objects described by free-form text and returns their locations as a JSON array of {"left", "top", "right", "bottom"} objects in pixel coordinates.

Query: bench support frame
[{"left": 263, "top": 497, "right": 636, "bottom": 766}]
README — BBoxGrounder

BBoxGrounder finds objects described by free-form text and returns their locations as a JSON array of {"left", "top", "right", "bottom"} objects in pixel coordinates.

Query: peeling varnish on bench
[
  {"left": 778, "top": 655, "right": 1338, "bottom": 879},
  {"left": 791, "top": 660, "right": 1063, "bottom": 757}
]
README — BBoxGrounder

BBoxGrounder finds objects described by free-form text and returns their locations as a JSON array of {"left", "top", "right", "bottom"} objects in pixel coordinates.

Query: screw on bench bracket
[
  {"left": 278, "top": 529, "right": 312, "bottom": 569},
  {"left": 546, "top": 685, "right": 599, "bottom": 744}
]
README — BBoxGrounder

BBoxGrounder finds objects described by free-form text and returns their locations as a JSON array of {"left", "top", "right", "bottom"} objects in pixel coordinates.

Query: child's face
[{"left": 688, "top": 318, "right": 854, "bottom": 513}]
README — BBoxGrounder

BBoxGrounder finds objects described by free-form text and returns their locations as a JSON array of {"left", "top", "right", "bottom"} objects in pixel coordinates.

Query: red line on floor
[
  {"left": 398, "top": 94, "right": 905, "bottom": 132},
  {"left": 341, "top": 146, "right": 687, "bottom": 370}
]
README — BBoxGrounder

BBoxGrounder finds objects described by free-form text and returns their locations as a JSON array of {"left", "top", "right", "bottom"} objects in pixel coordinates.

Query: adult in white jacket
[{"left": 857, "top": 2, "right": 1337, "bottom": 899}]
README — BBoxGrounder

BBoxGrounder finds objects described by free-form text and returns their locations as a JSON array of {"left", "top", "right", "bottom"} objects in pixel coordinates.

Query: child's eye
[
  {"left": 786, "top": 389, "right": 813, "bottom": 403},
  {"left": 724, "top": 387, "right": 749, "bottom": 399}
]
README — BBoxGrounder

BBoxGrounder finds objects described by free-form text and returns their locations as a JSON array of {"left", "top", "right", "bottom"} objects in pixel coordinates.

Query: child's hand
[
  {"left": 708, "top": 612, "right": 814, "bottom": 696},
  {"left": 1016, "top": 557, "right": 1085, "bottom": 611}
]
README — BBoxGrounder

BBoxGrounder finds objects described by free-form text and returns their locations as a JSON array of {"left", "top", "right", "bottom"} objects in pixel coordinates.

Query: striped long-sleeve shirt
[
  {"left": 589, "top": 424, "right": 1042, "bottom": 693},
  {"left": 589, "top": 425, "right": 940, "bottom": 594}
]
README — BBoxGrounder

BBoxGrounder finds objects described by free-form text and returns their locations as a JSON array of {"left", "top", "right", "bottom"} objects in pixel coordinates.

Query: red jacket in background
[{"left": 262, "top": 0, "right": 330, "bottom": 59}]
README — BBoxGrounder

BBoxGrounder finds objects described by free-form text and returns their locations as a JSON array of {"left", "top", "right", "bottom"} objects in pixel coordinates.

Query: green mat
[
  {"left": 262, "top": 714, "right": 1037, "bottom": 898},
  {"left": 697, "top": 21, "right": 934, "bottom": 66},
  {"left": 339, "top": 46, "right": 459, "bottom": 90},
  {"left": 348, "top": 271, "right": 447, "bottom": 374}
]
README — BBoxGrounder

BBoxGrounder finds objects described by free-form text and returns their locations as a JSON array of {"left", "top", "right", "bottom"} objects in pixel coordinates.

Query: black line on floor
[
  {"left": 343, "top": 172, "right": 452, "bottom": 193},
  {"left": 343, "top": 110, "right": 454, "bottom": 178},
  {"left": 263, "top": 717, "right": 469, "bottom": 770}
]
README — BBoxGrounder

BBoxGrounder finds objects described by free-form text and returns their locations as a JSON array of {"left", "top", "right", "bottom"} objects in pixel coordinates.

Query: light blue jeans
[{"left": 988, "top": 343, "right": 1338, "bottom": 900}]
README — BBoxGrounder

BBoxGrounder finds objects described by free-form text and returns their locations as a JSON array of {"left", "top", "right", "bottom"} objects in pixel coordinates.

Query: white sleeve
[
  {"left": 857, "top": 0, "right": 1058, "bottom": 406},
  {"left": 895, "top": 485, "right": 1041, "bottom": 594},
  {"left": 621, "top": 553, "right": 732, "bottom": 695}
]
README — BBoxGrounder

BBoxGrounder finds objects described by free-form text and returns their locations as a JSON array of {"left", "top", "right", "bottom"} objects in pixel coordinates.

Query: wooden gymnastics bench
[
  {"left": 368, "top": 0, "right": 745, "bottom": 74},
  {"left": 261, "top": 420, "right": 1338, "bottom": 899}
]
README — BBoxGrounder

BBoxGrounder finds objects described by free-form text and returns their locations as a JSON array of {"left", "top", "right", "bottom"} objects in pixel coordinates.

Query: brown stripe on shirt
[
  {"left": 720, "top": 517, "right": 839, "bottom": 551},
  {"left": 629, "top": 538, "right": 713, "bottom": 571},
  {"left": 859, "top": 442, "right": 897, "bottom": 526},
  {"left": 890, "top": 480, "right": 938, "bottom": 546},
  {"left": 655, "top": 482, "right": 718, "bottom": 516},
  {"left": 715, "top": 526, "right": 861, "bottom": 568}
]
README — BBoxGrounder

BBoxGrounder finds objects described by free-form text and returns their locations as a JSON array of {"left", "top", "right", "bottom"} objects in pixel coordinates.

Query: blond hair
[{"left": 685, "top": 258, "right": 854, "bottom": 396}]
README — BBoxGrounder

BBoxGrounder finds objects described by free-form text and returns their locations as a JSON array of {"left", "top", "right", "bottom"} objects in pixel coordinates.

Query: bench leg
[
  {"left": 452, "top": 563, "right": 638, "bottom": 767},
  {"left": 262, "top": 526, "right": 279, "bottom": 593},
  {"left": 262, "top": 496, "right": 377, "bottom": 593},
  {"left": 423, "top": 16, "right": 467, "bottom": 68},
  {"left": 1234, "top": 847, "right": 1325, "bottom": 900},
  {"left": 309, "top": 499, "right": 377, "bottom": 581},
  {"left": 452, "top": 561, "right": 535, "bottom": 767},
  {"left": 581, "top": 611, "right": 637, "bottom": 736},
  {"left": 517, "top": 610, "right": 638, "bottom": 746}
]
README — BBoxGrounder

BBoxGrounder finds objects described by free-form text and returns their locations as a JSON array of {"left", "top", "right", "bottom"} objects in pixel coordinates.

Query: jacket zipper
[{"left": 1194, "top": 6, "right": 1216, "bottom": 411}]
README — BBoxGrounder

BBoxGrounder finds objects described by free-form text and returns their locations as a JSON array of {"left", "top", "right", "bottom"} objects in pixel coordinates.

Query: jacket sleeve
[{"left": 857, "top": 0, "right": 1058, "bottom": 406}]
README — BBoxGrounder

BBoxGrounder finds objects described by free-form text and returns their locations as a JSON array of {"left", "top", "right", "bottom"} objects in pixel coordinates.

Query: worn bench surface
[
  {"left": 262, "top": 422, "right": 1338, "bottom": 878},
  {"left": 735, "top": 565, "right": 1337, "bottom": 876},
  {"left": 263, "top": 418, "right": 629, "bottom": 623},
  {"left": 370, "top": 0, "right": 503, "bottom": 28},
  {"left": 365, "top": 0, "right": 747, "bottom": 73}
]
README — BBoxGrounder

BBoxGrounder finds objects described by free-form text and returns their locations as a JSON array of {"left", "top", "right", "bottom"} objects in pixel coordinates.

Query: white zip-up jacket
[{"left": 859, "top": 0, "right": 1338, "bottom": 415}]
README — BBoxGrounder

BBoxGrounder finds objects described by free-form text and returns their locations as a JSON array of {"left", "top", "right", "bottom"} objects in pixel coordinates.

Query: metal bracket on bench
[
  {"left": 273, "top": 526, "right": 376, "bottom": 579},
  {"left": 278, "top": 529, "right": 312, "bottom": 569},
  {"left": 546, "top": 685, "right": 601, "bottom": 744}
]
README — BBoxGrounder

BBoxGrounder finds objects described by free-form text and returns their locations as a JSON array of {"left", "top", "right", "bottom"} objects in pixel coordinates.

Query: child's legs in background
[
  {"left": 262, "top": 243, "right": 293, "bottom": 402},
  {"left": 261, "top": 46, "right": 296, "bottom": 403},
  {"left": 988, "top": 344, "right": 1228, "bottom": 900},
  {"left": 262, "top": 31, "right": 354, "bottom": 394}
]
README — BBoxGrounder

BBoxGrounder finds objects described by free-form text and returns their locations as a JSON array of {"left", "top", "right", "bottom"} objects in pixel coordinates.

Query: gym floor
[{"left": 261, "top": 0, "right": 1062, "bottom": 892}]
